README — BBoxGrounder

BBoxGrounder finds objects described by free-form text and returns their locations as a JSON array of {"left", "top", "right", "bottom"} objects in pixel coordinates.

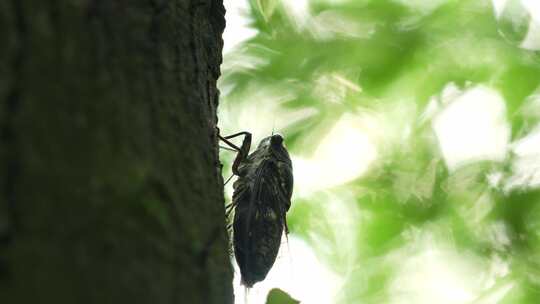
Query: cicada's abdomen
[
  {"left": 233, "top": 198, "right": 283, "bottom": 287},
  {"left": 231, "top": 134, "right": 293, "bottom": 287}
]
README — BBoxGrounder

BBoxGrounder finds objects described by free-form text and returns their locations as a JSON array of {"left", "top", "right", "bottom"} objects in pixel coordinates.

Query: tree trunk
[{"left": 0, "top": 1, "right": 232, "bottom": 303}]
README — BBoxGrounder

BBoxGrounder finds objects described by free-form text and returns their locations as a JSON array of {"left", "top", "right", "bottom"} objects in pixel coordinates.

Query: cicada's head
[
  {"left": 257, "top": 134, "right": 290, "bottom": 162},
  {"left": 258, "top": 134, "right": 283, "bottom": 149},
  {"left": 269, "top": 134, "right": 283, "bottom": 146}
]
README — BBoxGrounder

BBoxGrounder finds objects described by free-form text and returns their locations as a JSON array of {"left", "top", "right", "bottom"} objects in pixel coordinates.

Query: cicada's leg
[
  {"left": 225, "top": 201, "right": 238, "bottom": 218},
  {"left": 217, "top": 128, "right": 252, "bottom": 176},
  {"left": 223, "top": 174, "right": 234, "bottom": 186},
  {"left": 219, "top": 145, "right": 237, "bottom": 152}
]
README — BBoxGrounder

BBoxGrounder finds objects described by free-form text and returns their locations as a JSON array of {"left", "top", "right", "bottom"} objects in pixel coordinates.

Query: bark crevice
[{"left": 1, "top": 0, "right": 27, "bottom": 243}]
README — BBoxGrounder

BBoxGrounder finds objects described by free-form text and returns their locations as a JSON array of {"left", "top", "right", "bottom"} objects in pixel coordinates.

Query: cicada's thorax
[{"left": 231, "top": 135, "right": 293, "bottom": 287}]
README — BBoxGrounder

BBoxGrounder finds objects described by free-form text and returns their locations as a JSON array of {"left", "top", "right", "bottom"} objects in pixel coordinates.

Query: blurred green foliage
[{"left": 219, "top": 0, "right": 540, "bottom": 303}]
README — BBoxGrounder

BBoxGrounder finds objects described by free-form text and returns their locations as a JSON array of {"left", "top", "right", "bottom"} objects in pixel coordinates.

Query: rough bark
[{"left": 0, "top": 1, "right": 232, "bottom": 303}]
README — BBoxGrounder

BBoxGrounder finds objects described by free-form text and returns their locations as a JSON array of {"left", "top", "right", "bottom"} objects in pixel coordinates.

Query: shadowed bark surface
[{"left": 0, "top": 1, "right": 233, "bottom": 303}]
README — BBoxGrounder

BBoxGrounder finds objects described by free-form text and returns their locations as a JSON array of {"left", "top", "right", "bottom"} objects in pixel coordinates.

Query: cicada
[{"left": 219, "top": 130, "right": 293, "bottom": 287}]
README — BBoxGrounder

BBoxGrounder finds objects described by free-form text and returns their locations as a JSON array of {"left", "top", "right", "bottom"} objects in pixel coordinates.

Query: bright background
[{"left": 218, "top": 0, "right": 540, "bottom": 303}]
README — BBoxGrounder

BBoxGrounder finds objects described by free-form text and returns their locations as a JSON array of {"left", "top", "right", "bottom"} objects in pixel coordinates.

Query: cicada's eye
[{"left": 270, "top": 134, "right": 283, "bottom": 146}]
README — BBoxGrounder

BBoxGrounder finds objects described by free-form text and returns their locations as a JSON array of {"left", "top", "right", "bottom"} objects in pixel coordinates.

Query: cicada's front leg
[
  {"left": 217, "top": 128, "right": 252, "bottom": 176},
  {"left": 217, "top": 127, "right": 252, "bottom": 225}
]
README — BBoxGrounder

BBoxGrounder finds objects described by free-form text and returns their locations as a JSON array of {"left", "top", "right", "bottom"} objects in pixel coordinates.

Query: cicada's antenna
[{"left": 271, "top": 118, "right": 275, "bottom": 136}]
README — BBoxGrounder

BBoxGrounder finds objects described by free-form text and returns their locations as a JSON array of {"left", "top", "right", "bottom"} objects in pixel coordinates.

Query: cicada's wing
[
  {"left": 231, "top": 178, "right": 253, "bottom": 285},
  {"left": 232, "top": 160, "right": 284, "bottom": 287},
  {"left": 277, "top": 161, "right": 293, "bottom": 211}
]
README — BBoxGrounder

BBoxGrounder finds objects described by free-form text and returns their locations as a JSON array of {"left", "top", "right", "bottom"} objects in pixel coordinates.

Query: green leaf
[{"left": 265, "top": 288, "right": 300, "bottom": 304}]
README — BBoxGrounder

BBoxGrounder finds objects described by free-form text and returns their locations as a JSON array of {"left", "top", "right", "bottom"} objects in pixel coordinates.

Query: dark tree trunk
[{"left": 0, "top": 1, "right": 233, "bottom": 303}]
